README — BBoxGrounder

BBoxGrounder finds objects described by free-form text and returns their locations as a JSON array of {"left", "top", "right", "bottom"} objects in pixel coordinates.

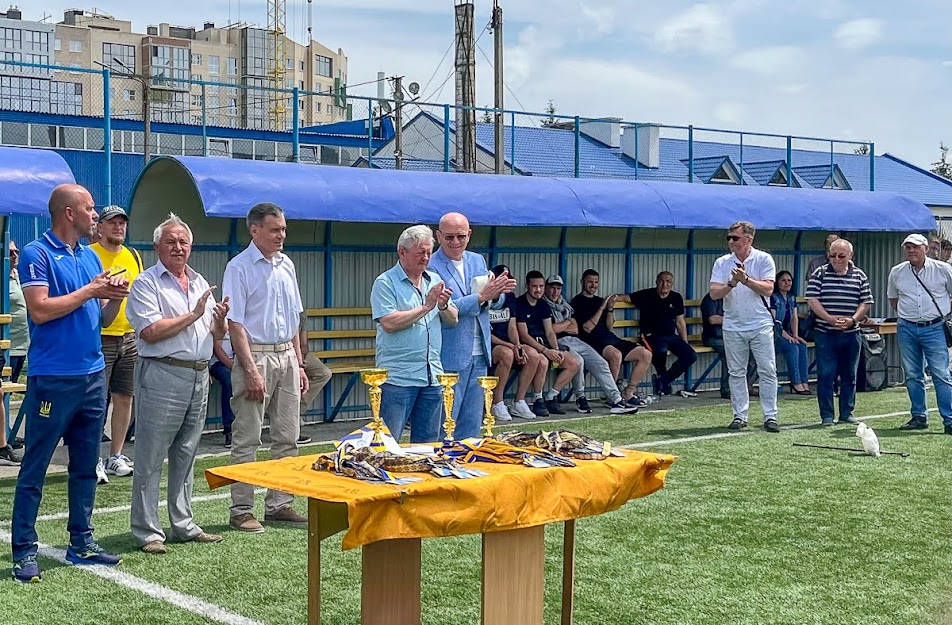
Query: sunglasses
[
  {"left": 828, "top": 253, "right": 849, "bottom": 259},
  {"left": 441, "top": 234, "right": 468, "bottom": 241},
  {"left": 726, "top": 235, "right": 745, "bottom": 242}
]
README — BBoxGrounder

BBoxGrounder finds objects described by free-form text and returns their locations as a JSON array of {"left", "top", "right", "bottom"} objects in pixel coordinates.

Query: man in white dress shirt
[
  {"left": 709, "top": 220, "right": 780, "bottom": 433},
  {"left": 223, "top": 202, "right": 309, "bottom": 533},
  {"left": 887, "top": 233, "right": 952, "bottom": 435},
  {"left": 126, "top": 214, "right": 229, "bottom": 554}
]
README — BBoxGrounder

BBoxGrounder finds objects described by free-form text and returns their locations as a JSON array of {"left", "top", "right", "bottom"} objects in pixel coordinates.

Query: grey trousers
[
  {"left": 230, "top": 348, "right": 300, "bottom": 516},
  {"left": 557, "top": 336, "right": 623, "bottom": 404},
  {"left": 299, "top": 353, "right": 332, "bottom": 418},
  {"left": 130, "top": 358, "right": 208, "bottom": 546},
  {"left": 724, "top": 326, "right": 778, "bottom": 422}
]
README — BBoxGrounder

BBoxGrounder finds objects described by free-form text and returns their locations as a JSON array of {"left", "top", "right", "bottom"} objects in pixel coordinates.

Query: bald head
[
  {"left": 439, "top": 212, "right": 469, "bottom": 232},
  {"left": 436, "top": 211, "right": 471, "bottom": 261},
  {"left": 48, "top": 184, "right": 91, "bottom": 220}
]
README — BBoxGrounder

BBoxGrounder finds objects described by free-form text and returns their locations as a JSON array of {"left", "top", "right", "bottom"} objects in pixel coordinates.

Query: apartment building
[{"left": 2, "top": 8, "right": 349, "bottom": 130}]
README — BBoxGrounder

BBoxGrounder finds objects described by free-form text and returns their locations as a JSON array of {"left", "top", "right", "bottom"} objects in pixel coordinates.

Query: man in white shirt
[
  {"left": 223, "top": 203, "right": 309, "bottom": 533},
  {"left": 709, "top": 221, "right": 780, "bottom": 432},
  {"left": 887, "top": 233, "right": 952, "bottom": 435},
  {"left": 126, "top": 213, "right": 229, "bottom": 554}
]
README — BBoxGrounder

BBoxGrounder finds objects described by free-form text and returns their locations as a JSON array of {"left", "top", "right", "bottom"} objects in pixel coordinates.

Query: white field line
[
  {"left": 0, "top": 488, "right": 266, "bottom": 527},
  {"left": 0, "top": 529, "right": 266, "bottom": 625}
]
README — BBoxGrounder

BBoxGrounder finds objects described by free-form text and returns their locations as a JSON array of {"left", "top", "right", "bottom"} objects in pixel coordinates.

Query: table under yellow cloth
[{"left": 205, "top": 449, "right": 674, "bottom": 550}]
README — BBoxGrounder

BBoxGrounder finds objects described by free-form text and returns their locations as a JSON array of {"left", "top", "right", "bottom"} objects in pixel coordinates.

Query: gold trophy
[
  {"left": 477, "top": 376, "right": 499, "bottom": 437},
  {"left": 359, "top": 368, "right": 389, "bottom": 448},
  {"left": 436, "top": 372, "right": 459, "bottom": 442}
]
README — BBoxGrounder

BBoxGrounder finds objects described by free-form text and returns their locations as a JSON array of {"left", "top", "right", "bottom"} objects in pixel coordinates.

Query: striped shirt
[{"left": 806, "top": 263, "right": 873, "bottom": 333}]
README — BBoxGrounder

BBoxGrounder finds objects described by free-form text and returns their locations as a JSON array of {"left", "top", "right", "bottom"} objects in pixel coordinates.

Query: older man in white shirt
[
  {"left": 126, "top": 214, "right": 229, "bottom": 554},
  {"left": 887, "top": 233, "right": 952, "bottom": 435},
  {"left": 223, "top": 202, "right": 309, "bottom": 533},
  {"left": 710, "top": 220, "right": 780, "bottom": 433}
]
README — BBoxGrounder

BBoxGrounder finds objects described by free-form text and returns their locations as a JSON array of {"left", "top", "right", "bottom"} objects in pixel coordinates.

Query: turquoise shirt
[{"left": 371, "top": 262, "right": 450, "bottom": 387}]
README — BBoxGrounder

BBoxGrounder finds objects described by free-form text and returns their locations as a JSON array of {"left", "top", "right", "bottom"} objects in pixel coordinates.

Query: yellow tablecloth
[{"left": 205, "top": 450, "right": 674, "bottom": 550}]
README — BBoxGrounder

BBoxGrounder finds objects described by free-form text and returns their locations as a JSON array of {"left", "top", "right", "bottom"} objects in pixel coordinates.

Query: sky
[{"left": 21, "top": 0, "right": 952, "bottom": 169}]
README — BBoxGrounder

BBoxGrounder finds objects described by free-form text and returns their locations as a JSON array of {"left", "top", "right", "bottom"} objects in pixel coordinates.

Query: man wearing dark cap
[
  {"left": 887, "top": 233, "right": 952, "bottom": 435},
  {"left": 90, "top": 204, "right": 144, "bottom": 482}
]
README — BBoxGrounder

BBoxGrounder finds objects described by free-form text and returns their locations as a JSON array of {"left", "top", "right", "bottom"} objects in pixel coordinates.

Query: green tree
[
  {"left": 853, "top": 144, "right": 869, "bottom": 156},
  {"left": 480, "top": 107, "right": 492, "bottom": 123},
  {"left": 540, "top": 99, "right": 557, "bottom": 127},
  {"left": 931, "top": 143, "right": 952, "bottom": 180}
]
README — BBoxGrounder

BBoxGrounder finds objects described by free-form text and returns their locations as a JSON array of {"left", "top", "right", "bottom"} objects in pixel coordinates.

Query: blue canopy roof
[
  {"left": 0, "top": 146, "right": 75, "bottom": 215},
  {"left": 128, "top": 155, "right": 936, "bottom": 232}
]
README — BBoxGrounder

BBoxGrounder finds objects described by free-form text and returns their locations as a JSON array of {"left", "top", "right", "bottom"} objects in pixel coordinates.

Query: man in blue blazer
[{"left": 430, "top": 212, "right": 517, "bottom": 438}]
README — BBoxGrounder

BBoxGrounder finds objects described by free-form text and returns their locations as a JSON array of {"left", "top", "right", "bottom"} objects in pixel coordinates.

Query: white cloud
[
  {"left": 654, "top": 4, "right": 734, "bottom": 55},
  {"left": 776, "top": 83, "right": 808, "bottom": 95},
  {"left": 578, "top": 2, "right": 616, "bottom": 35},
  {"left": 730, "top": 46, "right": 804, "bottom": 75},
  {"left": 834, "top": 18, "right": 884, "bottom": 50},
  {"left": 713, "top": 102, "right": 748, "bottom": 127}
]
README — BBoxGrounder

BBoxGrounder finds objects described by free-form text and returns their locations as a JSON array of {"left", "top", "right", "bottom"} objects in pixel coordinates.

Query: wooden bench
[{"left": 305, "top": 307, "right": 376, "bottom": 421}]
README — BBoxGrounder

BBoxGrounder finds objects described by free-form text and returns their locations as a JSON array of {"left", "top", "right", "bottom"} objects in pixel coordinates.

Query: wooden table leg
[
  {"left": 307, "top": 498, "right": 321, "bottom": 625},
  {"left": 361, "top": 538, "right": 422, "bottom": 625},
  {"left": 561, "top": 519, "right": 576, "bottom": 625},
  {"left": 481, "top": 525, "right": 545, "bottom": 625}
]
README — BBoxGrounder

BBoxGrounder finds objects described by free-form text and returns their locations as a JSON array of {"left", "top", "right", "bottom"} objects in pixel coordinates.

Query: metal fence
[{"left": 0, "top": 59, "right": 877, "bottom": 206}]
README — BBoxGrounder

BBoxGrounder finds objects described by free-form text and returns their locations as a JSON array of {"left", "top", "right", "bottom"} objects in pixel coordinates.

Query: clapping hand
[
  {"left": 193, "top": 286, "right": 217, "bottom": 318},
  {"left": 213, "top": 295, "right": 230, "bottom": 322},
  {"left": 424, "top": 282, "right": 444, "bottom": 311},
  {"left": 482, "top": 270, "right": 518, "bottom": 301},
  {"left": 88, "top": 270, "right": 130, "bottom": 300},
  {"left": 729, "top": 265, "right": 748, "bottom": 286}
]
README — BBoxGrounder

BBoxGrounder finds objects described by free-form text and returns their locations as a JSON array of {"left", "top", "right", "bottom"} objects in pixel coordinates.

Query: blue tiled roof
[
  {"left": 374, "top": 112, "right": 952, "bottom": 206},
  {"left": 680, "top": 156, "right": 732, "bottom": 184},
  {"left": 357, "top": 157, "right": 450, "bottom": 172},
  {"left": 739, "top": 160, "right": 786, "bottom": 186}
]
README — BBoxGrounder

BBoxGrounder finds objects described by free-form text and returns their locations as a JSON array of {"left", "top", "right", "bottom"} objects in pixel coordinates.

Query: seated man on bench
[
  {"left": 488, "top": 264, "right": 548, "bottom": 421},
  {"left": 616, "top": 271, "right": 696, "bottom": 396},
  {"left": 570, "top": 269, "right": 651, "bottom": 405}
]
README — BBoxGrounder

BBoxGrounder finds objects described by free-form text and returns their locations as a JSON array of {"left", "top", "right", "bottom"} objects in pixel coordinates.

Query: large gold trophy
[
  {"left": 359, "top": 368, "right": 389, "bottom": 449},
  {"left": 436, "top": 372, "right": 459, "bottom": 442},
  {"left": 477, "top": 376, "right": 499, "bottom": 437}
]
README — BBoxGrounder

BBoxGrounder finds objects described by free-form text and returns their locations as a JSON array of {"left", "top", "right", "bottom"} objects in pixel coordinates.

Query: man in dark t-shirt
[
  {"left": 515, "top": 270, "right": 580, "bottom": 416},
  {"left": 617, "top": 271, "right": 696, "bottom": 395},
  {"left": 570, "top": 269, "right": 652, "bottom": 404}
]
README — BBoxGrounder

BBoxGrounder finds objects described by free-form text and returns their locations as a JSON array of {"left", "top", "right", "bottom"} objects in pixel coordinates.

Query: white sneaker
[
  {"left": 104, "top": 453, "right": 133, "bottom": 477},
  {"left": 95, "top": 458, "right": 109, "bottom": 485},
  {"left": 491, "top": 402, "right": 513, "bottom": 422},
  {"left": 509, "top": 399, "right": 536, "bottom": 420}
]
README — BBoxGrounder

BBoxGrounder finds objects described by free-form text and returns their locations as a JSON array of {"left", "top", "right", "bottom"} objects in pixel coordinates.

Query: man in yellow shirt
[{"left": 91, "top": 205, "right": 143, "bottom": 480}]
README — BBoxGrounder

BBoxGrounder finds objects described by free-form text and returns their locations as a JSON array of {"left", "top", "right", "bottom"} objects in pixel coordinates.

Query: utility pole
[
  {"left": 454, "top": 1, "right": 476, "bottom": 172},
  {"left": 491, "top": 0, "right": 504, "bottom": 174},
  {"left": 393, "top": 76, "right": 404, "bottom": 170}
]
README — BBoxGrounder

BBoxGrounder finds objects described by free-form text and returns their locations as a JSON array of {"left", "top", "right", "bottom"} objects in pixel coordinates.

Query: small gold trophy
[
  {"left": 436, "top": 372, "right": 459, "bottom": 442},
  {"left": 477, "top": 376, "right": 499, "bottom": 437},
  {"left": 359, "top": 368, "right": 389, "bottom": 448}
]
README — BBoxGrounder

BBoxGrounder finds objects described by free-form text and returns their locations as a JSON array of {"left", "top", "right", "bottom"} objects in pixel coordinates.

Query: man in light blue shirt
[{"left": 371, "top": 225, "right": 457, "bottom": 442}]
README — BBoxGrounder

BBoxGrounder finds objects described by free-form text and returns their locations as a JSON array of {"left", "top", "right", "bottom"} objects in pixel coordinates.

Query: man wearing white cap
[{"left": 887, "top": 233, "right": 952, "bottom": 435}]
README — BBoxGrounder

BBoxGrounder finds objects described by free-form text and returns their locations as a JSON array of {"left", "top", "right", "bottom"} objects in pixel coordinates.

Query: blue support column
[
  {"left": 793, "top": 230, "right": 803, "bottom": 291},
  {"left": 510, "top": 112, "right": 516, "bottom": 175},
  {"left": 292, "top": 87, "right": 300, "bottom": 163},
  {"left": 443, "top": 104, "right": 451, "bottom": 172},
  {"left": 103, "top": 68, "right": 112, "bottom": 206},
  {"left": 367, "top": 100, "right": 374, "bottom": 168},
  {"left": 687, "top": 125, "right": 694, "bottom": 183},
  {"left": 559, "top": 227, "right": 568, "bottom": 278},
  {"left": 201, "top": 82, "right": 207, "bottom": 156},
  {"left": 574, "top": 117, "right": 581, "bottom": 178},
  {"left": 322, "top": 221, "right": 335, "bottom": 422},
  {"left": 684, "top": 229, "right": 695, "bottom": 391},
  {"left": 489, "top": 226, "right": 498, "bottom": 267},
  {"left": 786, "top": 136, "right": 793, "bottom": 187}
]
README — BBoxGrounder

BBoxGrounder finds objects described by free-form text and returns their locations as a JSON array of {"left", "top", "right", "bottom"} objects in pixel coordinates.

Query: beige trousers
[{"left": 229, "top": 347, "right": 300, "bottom": 516}]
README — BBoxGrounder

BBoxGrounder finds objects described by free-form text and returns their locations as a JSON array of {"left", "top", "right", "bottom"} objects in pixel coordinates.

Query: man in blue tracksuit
[
  {"left": 429, "top": 212, "right": 516, "bottom": 439},
  {"left": 11, "top": 184, "right": 130, "bottom": 583}
]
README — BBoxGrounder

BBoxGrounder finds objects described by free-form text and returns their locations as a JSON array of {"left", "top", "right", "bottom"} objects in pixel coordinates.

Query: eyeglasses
[
  {"left": 441, "top": 234, "right": 468, "bottom": 241},
  {"left": 828, "top": 253, "right": 849, "bottom": 259},
  {"left": 726, "top": 235, "right": 744, "bottom": 242}
]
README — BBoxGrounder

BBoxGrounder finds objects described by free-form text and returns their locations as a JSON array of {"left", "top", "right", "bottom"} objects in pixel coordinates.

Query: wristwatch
[{"left": 437, "top": 303, "right": 448, "bottom": 311}]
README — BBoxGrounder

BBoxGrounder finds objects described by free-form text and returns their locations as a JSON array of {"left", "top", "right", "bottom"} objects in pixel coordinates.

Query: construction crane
[{"left": 267, "top": 0, "right": 287, "bottom": 130}]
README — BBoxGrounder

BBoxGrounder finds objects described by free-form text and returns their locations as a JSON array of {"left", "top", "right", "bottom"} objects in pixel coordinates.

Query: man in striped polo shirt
[{"left": 806, "top": 239, "right": 873, "bottom": 425}]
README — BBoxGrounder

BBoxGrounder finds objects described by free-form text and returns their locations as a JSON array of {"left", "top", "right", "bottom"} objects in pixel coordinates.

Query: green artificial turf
[{"left": 1, "top": 388, "right": 950, "bottom": 624}]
